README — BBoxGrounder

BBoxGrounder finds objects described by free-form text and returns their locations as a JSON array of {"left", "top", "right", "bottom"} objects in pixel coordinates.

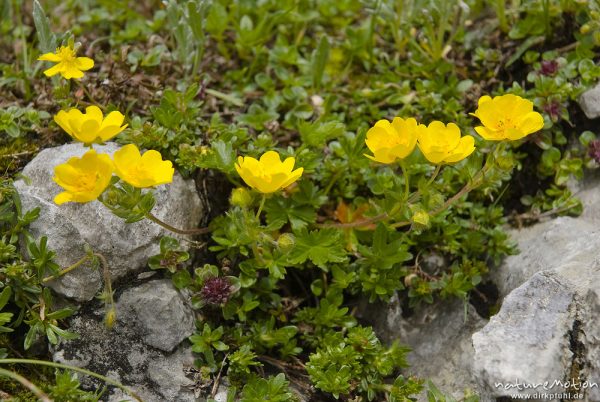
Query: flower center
[
  {"left": 57, "top": 46, "right": 77, "bottom": 64},
  {"left": 77, "top": 172, "right": 97, "bottom": 191},
  {"left": 496, "top": 118, "right": 515, "bottom": 130}
]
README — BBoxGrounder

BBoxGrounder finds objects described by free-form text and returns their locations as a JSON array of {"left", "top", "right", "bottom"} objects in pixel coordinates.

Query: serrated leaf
[{"left": 288, "top": 229, "right": 347, "bottom": 269}]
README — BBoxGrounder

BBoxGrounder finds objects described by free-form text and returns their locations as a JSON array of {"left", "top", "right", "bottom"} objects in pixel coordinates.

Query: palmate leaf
[
  {"left": 287, "top": 229, "right": 347, "bottom": 270},
  {"left": 358, "top": 224, "right": 412, "bottom": 269}
]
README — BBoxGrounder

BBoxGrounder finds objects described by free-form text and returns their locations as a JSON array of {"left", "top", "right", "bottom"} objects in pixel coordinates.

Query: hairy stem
[
  {"left": 256, "top": 194, "right": 267, "bottom": 220},
  {"left": 145, "top": 212, "right": 210, "bottom": 235},
  {"left": 43, "top": 255, "right": 90, "bottom": 283}
]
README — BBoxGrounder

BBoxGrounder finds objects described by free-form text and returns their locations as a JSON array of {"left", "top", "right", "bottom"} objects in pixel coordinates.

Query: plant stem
[
  {"left": 0, "top": 367, "right": 51, "bottom": 402},
  {"left": 145, "top": 212, "right": 210, "bottom": 235},
  {"left": 0, "top": 359, "right": 144, "bottom": 402},
  {"left": 94, "top": 253, "right": 116, "bottom": 329},
  {"left": 399, "top": 161, "right": 410, "bottom": 201},
  {"left": 42, "top": 255, "right": 90, "bottom": 283},
  {"left": 256, "top": 194, "right": 267, "bottom": 220},
  {"left": 77, "top": 81, "right": 104, "bottom": 109},
  {"left": 323, "top": 171, "right": 342, "bottom": 195},
  {"left": 426, "top": 165, "right": 442, "bottom": 187}
]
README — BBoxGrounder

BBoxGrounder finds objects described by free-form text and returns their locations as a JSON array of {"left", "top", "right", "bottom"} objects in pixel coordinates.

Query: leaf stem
[
  {"left": 145, "top": 212, "right": 210, "bottom": 235},
  {"left": 42, "top": 255, "right": 90, "bottom": 283},
  {"left": 256, "top": 194, "right": 267, "bottom": 220},
  {"left": 426, "top": 165, "right": 442, "bottom": 187},
  {"left": 399, "top": 161, "right": 410, "bottom": 201}
]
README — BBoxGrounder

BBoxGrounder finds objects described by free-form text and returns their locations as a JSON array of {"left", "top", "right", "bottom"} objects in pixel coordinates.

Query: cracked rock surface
[
  {"left": 360, "top": 174, "right": 600, "bottom": 401},
  {"left": 13, "top": 142, "right": 203, "bottom": 301},
  {"left": 53, "top": 279, "right": 197, "bottom": 402},
  {"left": 473, "top": 174, "right": 600, "bottom": 401},
  {"left": 358, "top": 296, "right": 486, "bottom": 400}
]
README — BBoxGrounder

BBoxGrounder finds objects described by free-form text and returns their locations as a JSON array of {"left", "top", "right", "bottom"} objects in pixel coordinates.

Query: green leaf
[
  {"left": 298, "top": 120, "right": 345, "bottom": 148},
  {"left": 24, "top": 322, "right": 41, "bottom": 350},
  {"left": 288, "top": 229, "right": 347, "bottom": 270},
  {"left": 0, "top": 287, "right": 11, "bottom": 311},
  {"left": 172, "top": 270, "right": 192, "bottom": 289},
  {"left": 312, "top": 35, "right": 330, "bottom": 89},
  {"left": 265, "top": 197, "right": 316, "bottom": 230},
  {"left": 33, "top": 0, "right": 55, "bottom": 53}
]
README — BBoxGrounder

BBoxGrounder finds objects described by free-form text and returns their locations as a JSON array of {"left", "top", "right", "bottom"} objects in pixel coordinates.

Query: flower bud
[
  {"left": 230, "top": 187, "right": 253, "bottom": 208},
  {"left": 277, "top": 233, "right": 295, "bottom": 251},
  {"left": 411, "top": 210, "right": 430, "bottom": 229},
  {"left": 104, "top": 306, "right": 117, "bottom": 329}
]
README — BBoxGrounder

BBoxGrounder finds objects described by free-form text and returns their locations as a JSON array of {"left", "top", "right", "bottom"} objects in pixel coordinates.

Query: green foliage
[
  {"left": 148, "top": 236, "right": 190, "bottom": 273},
  {"left": 46, "top": 370, "right": 104, "bottom": 402},
  {"left": 189, "top": 323, "right": 229, "bottom": 370},
  {"left": 99, "top": 181, "right": 156, "bottom": 223},
  {"left": 4, "top": 0, "right": 600, "bottom": 399},
  {"left": 306, "top": 326, "right": 420, "bottom": 400},
  {"left": 0, "top": 181, "right": 78, "bottom": 358},
  {"left": 241, "top": 373, "right": 298, "bottom": 402},
  {"left": 0, "top": 106, "right": 50, "bottom": 139}
]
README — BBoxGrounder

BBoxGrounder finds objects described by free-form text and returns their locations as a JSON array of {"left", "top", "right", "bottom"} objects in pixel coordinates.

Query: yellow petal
[
  {"left": 113, "top": 144, "right": 141, "bottom": 183},
  {"left": 279, "top": 167, "right": 303, "bottom": 189},
  {"left": 422, "top": 151, "right": 446, "bottom": 164},
  {"left": 478, "top": 95, "right": 492, "bottom": 106},
  {"left": 444, "top": 136, "right": 475, "bottom": 163},
  {"left": 365, "top": 126, "right": 391, "bottom": 154},
  {"left": 61, "top": 65, "right": 85, "bottom": 79},
  {"left": 54, "top": 110, "right": 76, "bottom": 137},
  {"left": 54, "top": 192, "right": 73, "bottom": 205},
  {"left": 85, "top": 106, "right": 104, "bottom": 126},
  {"left": 97, "top": 124, "right": 127, "bottom": 142},
  {"left": 517, "top": 112, "right": 544, "bottom": 136},
  {"left": 100, "top": 111, "right": 125, "bottom": 130},
  {"left": 75, "top": 57, "right": 94, "bottom": 71},
  {"left": 281, "top": 157, "right": 296, "bottom": 174},
  {"left": 474, "top": 126, "right": 503, "bottom": 141},
  {"left": 43, "top": 63, "right": 63, "bottom": 77},
  {"left": 38, "top": 52, "right": 62, "bottom": 62}
]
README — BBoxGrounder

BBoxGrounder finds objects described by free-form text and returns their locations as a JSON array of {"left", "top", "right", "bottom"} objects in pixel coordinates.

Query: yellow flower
[
  {"left": 54, "top": 106, "right": 128, "bottom": 145},
  {"left": 53, "top": 149, "right": 114, "bottom": 205},
  {"left": 364, "top": 117, "right": 418, "bottom": 164},
  {"left": 38, "top": 45, "right": 94, "bottom": 79},
  {"left": 417, "top": 121, "right": 475, "bottom": 164},
  {"left": 113, "top": 144, "right": 174, "bottom": 188},
  {"left": 235, "top": 151, "right": 303, "bottom": 194},
  {"left": 471, "top": 94, "right": 544, "bottom": 141}
]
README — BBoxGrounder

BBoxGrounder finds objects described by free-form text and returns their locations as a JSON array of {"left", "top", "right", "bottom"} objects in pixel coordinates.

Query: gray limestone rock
[
  {"left": 53, "top": 280, "right": 197, "bottom": 402},
  {"left": 357, "top": 295, "right": 486, "bottom": 400},
  {"left": 472, "top": 271, "right": 579, "bottom": 399},
  {"left": 579, "top": 82, "right": 600, "bottom": 119},
  {"left": 116, "top": 279, "right": 195, "bottom": 352}
]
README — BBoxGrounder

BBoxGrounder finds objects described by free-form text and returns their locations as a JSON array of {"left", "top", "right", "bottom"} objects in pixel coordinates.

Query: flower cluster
[
  {"left": 53, "top": 145, "right": 174, "bottom": 205},
  {"left": 38, "top": 42, "right": 174, "bottom": 205},
  {"left": 364, "top": 94, "right": 544, "bottom": 165}
]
